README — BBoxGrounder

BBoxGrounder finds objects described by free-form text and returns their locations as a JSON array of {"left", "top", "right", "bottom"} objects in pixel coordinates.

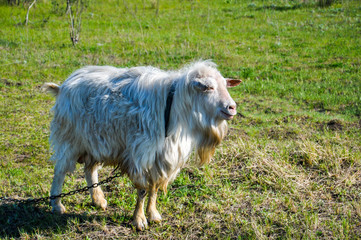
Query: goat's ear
[{"left": 226, "top": 78, "right": 242, "bottom": 88}]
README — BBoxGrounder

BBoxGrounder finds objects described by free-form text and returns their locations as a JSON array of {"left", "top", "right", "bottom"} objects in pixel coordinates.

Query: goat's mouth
[{"left": 220, "top": 110, "right": 236, "bottom": 120}]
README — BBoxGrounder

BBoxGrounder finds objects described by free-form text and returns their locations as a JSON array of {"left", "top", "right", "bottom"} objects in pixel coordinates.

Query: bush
[{"left": 317, "top": 0, "right": 334, "bottom": 7}]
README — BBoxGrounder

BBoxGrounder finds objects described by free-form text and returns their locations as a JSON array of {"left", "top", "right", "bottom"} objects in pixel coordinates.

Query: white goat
[{"left": 43, "top": 61, "right": 241, "bottom": 230}]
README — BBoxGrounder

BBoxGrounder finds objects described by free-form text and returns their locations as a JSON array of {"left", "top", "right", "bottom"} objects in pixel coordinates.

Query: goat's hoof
[
  {"left": 148, "top": 210, "right": 162, "bottom": 223},
  {"left": 93, "top": 198, "right": 107, "bottom": 210},
  {"left": 132, "top": 216, "right": 148, "bottom": 231},
  {"left": 52, "top": 203, "right": 66, "bottom": 214}
]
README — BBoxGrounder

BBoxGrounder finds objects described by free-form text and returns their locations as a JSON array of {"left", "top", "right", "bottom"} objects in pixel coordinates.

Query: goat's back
[{"left": 49, "top": 65, "right": 173, "bottom": 175}]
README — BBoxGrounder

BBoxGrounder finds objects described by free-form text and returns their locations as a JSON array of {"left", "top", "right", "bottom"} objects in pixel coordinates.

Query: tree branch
[{"left": 25, "top": 0, "right": 37, "bottom": 26}]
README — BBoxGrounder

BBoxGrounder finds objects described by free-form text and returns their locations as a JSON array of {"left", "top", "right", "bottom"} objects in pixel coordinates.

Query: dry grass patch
[{"left": 211, "top": 121, "right": 361, "bottom": 239}]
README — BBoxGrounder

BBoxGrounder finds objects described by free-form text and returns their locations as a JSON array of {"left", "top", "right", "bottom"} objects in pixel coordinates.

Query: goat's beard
[{"left": 196, "top": 120, "right": 228, "bottom": 165}]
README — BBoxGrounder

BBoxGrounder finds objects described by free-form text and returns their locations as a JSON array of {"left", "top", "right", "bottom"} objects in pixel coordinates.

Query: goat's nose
[{"left": 228, "top": 102, "right": 236, "bottom": 111}]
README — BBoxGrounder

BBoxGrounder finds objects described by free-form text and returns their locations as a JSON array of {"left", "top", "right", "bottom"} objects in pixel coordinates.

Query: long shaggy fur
[{"left": 45, "top": 61, "right": 230, "bottom": 191}]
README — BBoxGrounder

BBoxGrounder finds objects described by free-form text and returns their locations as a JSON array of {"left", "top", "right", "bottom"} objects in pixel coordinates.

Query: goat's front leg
[
  {"left": 146, "top": 185, "right": 162, "bottom": 222},
  {"left": 132, "top": 189, "right": 148, "bottom": 231}
]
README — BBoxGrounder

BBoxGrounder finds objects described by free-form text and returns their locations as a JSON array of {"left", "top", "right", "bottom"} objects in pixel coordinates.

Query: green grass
[{"left": 1, "top": 0, "right": 361, "bottom": 239}]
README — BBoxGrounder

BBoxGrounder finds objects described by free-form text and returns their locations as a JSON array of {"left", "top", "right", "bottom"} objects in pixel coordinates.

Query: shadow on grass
[
  {"left": 254, "top": 4, "right": 304, "bottom": 11},
  {"left": 0, "top": 203, "right": 130, "bottom": 238}
]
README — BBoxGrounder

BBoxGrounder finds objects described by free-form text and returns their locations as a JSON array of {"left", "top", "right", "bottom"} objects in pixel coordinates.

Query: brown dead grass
[{"left": 211, "top": 120, "right": 361, "bottom": 239}]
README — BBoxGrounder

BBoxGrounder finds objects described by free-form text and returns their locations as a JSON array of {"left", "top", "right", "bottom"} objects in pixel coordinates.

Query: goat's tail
[{"left": 42, "top": 83, "right": 60, "bottom": 97}]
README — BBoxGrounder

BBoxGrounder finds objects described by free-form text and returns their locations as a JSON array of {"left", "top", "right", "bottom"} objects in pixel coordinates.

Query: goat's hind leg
[
  {"left": 84, "top": 156, "right": 107, "bottom": 210},
  {"left": 50, "top": 160, "right": 69, "bottom": 214}
]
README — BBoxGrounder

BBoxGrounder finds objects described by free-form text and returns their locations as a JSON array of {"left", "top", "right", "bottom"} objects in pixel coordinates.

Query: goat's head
[
  {"left": 188, "top": 64, "right": 242, "bottom": 125},
  {"left": 183, "top": 63, "right": 241, "bottom": 165}
]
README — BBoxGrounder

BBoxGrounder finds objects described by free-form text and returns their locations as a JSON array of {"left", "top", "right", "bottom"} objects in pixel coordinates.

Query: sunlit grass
[{"left": 1, "top": 0, "right": 361, "bottom": 239}]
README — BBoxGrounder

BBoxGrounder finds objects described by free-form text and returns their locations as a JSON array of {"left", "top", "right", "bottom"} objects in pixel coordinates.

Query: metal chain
[{"left": 0, "top": 172, "right": 123, "bottom": 205}]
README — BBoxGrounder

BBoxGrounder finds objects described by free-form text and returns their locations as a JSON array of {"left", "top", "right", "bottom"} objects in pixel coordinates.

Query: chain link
[{"left": 0, "top": 172, "right": 123, "bottom": 205}]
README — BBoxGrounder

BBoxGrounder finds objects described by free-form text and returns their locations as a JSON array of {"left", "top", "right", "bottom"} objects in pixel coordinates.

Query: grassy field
[{"left": 1, "top": 0, "right": 361, "bottom": 239}]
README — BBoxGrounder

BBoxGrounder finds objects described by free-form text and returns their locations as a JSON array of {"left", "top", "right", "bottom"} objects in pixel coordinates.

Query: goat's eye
[{"left": 206, "top": 86, "right": 214, "bottom": 92}]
